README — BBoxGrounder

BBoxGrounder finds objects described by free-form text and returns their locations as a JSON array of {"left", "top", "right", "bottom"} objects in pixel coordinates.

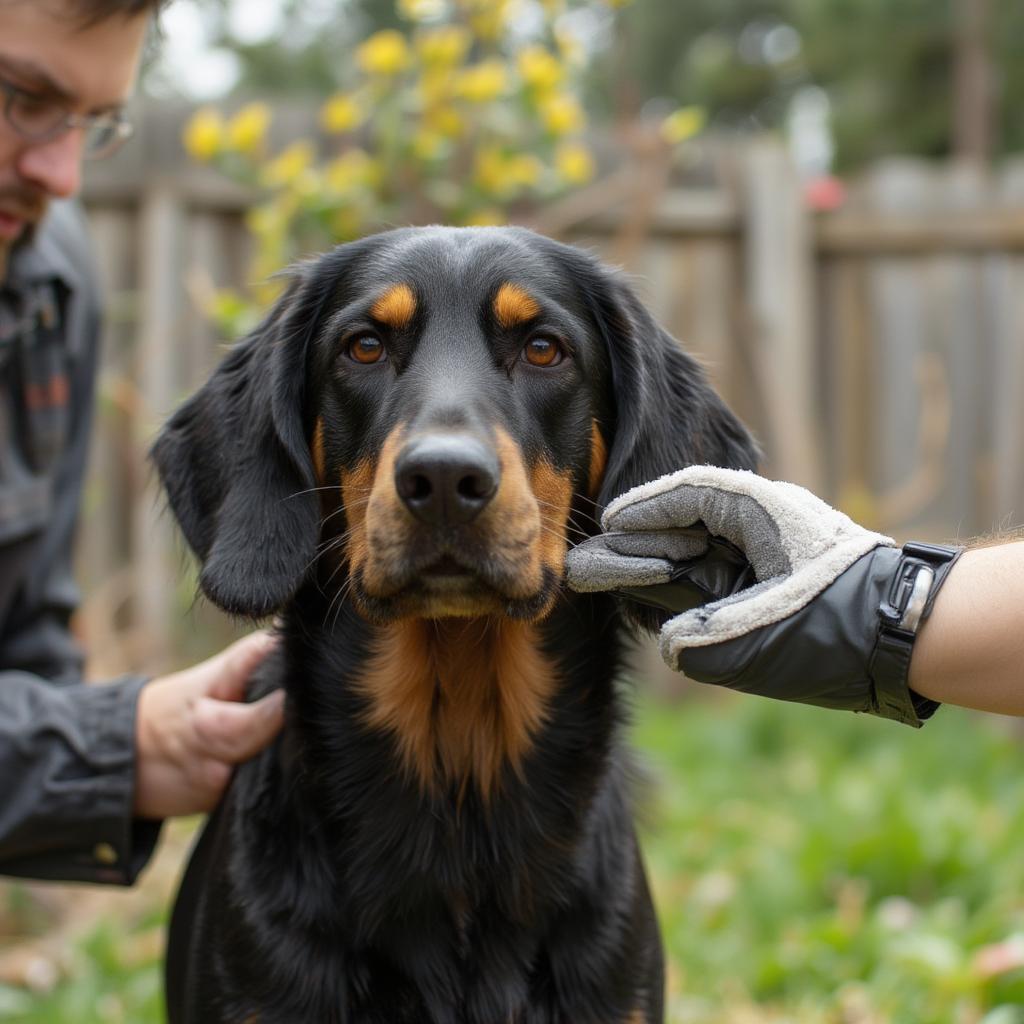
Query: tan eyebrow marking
[
  {"left": 493, "top": 282, "right": 541, "bottom": 329},
  {"left": 370, "top": 283, "right": 417, "bottom": 328}
]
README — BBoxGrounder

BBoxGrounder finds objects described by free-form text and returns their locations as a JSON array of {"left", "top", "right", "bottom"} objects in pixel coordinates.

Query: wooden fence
[{"left": 75, "top": 112, "right": 1024, "bottom": 673}]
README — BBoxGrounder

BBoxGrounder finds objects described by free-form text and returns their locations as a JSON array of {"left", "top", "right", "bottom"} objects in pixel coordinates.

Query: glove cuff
[{"left": 868, "top": 541, "right": 964, "bottom": 727}]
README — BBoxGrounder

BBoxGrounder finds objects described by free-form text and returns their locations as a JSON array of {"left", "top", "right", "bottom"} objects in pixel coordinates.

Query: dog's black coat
[{"left": 153, "top": 227, "right": 758, "bottom": 1023}]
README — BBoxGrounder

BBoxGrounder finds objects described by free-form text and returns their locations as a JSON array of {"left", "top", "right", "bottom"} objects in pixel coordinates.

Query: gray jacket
[{"left": 0, "top": 201, "right": 158, "bottom": 884}]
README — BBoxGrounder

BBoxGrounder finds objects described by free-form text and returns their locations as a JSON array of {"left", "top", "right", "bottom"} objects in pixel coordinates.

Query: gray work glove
[{"left": 566, "top": 467, "right": 962, "bottom": 727}]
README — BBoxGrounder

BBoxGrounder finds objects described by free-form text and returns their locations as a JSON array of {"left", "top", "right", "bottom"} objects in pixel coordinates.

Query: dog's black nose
[{"left": 395, "top": 434, "right": 500, "bottom": 526}]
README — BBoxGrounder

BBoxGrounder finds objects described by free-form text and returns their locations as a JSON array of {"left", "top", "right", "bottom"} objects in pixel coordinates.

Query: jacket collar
[{"left": 5, "top": 200, "right": 87, "bottom": 295}]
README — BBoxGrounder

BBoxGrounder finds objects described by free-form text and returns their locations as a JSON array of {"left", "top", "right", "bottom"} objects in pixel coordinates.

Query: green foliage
[
  {"left": 0, "top": 921, "right": 163, "bottom": 1023},
  {"left": 634, "top": 693, "right": 1024, "bottom": 1022},
  {"left": 601, "top": 0, "right": 1015, "bottom": 170},
  {"left": 6, "top": 694, "right": 1024, "bottom": 1022},
  {"left": 993, "top": 0, "right": 1024, "bottom": 156}
]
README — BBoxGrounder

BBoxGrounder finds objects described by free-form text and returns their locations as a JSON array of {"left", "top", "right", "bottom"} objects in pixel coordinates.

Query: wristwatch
[{"left": 871, "top": 541, "right": 963, "bottom": 724}]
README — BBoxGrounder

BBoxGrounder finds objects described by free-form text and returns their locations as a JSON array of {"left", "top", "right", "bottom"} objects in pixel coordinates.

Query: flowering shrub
[{"left": 183, "top": 0, "right": 631, "bottom": 334}]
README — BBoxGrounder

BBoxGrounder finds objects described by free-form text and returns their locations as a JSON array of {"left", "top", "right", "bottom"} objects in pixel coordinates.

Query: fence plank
[
  {"left": 79, "top": 209, "right": 134, "bottom": 593},
  {"left": 741, "top": 140, "right": 822, "bottom": 488},
  {"left": 819, "top": 254, "right": 872, "bottom": 517},
  {"left": 989, "top": 160, "right": 1024, "bottom": 530},
  {"left": 132, "top": 182, "right": 186, "bottom": 670},
  {"left": 864, "top": 164, "right": 946, "bottom": 536},
  {"left": 927, "top": 162, "right": 988, "bottom": 540}
]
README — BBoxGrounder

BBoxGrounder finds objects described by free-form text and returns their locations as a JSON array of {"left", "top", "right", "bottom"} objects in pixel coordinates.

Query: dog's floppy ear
[
  {"left": 580, "top": 267, "right": 759, "bottom": 634},
  {"left": 588, "top": 270, "right": 760, "bottom": 509},
  {"left": 151, "top": 265, "right": 332, "bottom": 618}
]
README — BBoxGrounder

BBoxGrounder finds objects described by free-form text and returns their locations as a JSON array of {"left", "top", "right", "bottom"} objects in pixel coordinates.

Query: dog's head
[{"left": 153, "top": 227, "right": 757, "bottom": 622}]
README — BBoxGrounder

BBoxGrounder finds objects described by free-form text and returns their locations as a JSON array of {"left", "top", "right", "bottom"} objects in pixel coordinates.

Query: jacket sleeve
[
  {"left": 0, "top": 202, "right": 160, "bottom": 884},
  {"left": 0, "top": 673, "right": 160, "bottom": 883}
]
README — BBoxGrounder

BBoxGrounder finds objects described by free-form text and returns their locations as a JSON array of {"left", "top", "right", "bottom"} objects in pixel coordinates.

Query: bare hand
[{"left": 133, "top": 632, "right": 283, "bottom": 819}]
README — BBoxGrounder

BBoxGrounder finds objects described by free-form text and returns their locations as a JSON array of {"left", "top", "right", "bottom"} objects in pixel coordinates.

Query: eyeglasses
[{"left": 0, "top": 76, "right": 134, "bottom": 160}]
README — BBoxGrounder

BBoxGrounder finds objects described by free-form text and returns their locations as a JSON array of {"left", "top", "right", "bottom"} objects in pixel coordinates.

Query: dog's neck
[
  {"left": 349, "top": 617, "right": 559, "bottom": 799},
  {"left": 279, "top": 586, "right": 624, "bottom": 812}
]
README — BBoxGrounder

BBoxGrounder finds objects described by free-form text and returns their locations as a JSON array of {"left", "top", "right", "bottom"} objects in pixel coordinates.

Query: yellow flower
[
  {"left": 474, "top": 147, "right": 507, "bottom": 195},
  {"left": 517, "top": 46, "right": 564, "bottom": 95},
  {"left": 507, "top": 153, "right": 542, "bottom": 188},
  {"left": 463, "top": 207, "right": 506, "bottom": 227},
  {"left": 555, "top": 142, "right": 595, "bottom": 185},
  {"left": 398, "top": 0, "right": 446, "bottom": 20},
  {"left": 456, "top": 0, "right": 510, "bottom": 41},
  {"left": 412, "top": 129, "right": 445, "bottom": 161},
  {"left": 246, "top": 200, "right": 290, "bottom": 240},
  {"left": 455, "top": 60, "right": 508, "bottom": 103},
  {"left": 357, "top": 30, "right": 412, "bottom": 76},
  {"left": 416, "top": 68, "right": 453, "bottom": 107},
  {"left": 320, "top": 93, "right": 364, "bottom": 134},
  {"left": 225, "top": 102, "right": 270, "bottom": 156},
  {"left": 416, "top": 25, "right": 471, "bottom": 67},
  {"left": 324, "top": 149, "right": 377, "bottom": 193},
  {"left": 605, "top": 0, "right": 635, "bottom": 6},
  {"left": 292, "top": 168, "right": 323, "bottom": 200},
  {"left": 424, "top": 105, "right": 464, "bottom": 139},
  {"left": 262, "top": 140, "right": 316, "bottom": 188},
  {"left": 470, "top": 11, "right": 504, "bottom": 40},
  {"left": 540, "top": 93, "right": 585, "bottom": 136},
  {"left": 661, "top": 105, "right": 706, "bottom": 145},
  {"left": 474, "top": 148, "right": 541, "bottom": 197},
  {"left": 183, "top": 107, "right": 223, "bottom": 161}
]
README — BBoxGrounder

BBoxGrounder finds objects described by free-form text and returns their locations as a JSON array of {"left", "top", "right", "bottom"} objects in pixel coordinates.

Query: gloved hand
[{"left": 566, "top": 466, "right": 962, "bottom": 727}]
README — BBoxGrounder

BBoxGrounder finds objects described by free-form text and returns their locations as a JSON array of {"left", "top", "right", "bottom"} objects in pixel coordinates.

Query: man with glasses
[{"left": 0, "top": 0, "right": 283, "bottom": 884}]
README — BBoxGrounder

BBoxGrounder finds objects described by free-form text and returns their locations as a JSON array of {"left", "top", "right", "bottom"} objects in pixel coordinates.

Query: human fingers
[
  {"left": 201, "top": 631, "right": 279, "bottom": 702},
  {"left": 601, "top": 527, "right": 709, "bottom": 563},
  {"left": 564, "top": 534, "right": 676, "bottom": 593},
  {"left": 602, "top": 466, "right": 884, "bottom": 583},
  {"left": 191, "top": 688, "right": 286, "bottom": 764}
]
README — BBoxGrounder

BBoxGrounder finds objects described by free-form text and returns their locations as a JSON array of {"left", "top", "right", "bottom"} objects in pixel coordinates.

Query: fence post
[
  {"left": 133, "top": 180, "right": 184, "bottom": 670},
  {"left": 742, "top": 139, "right": 823, "bottom": 491},
  {"left": 992, "top": 159, "right": 1024, "bottom": 529}
]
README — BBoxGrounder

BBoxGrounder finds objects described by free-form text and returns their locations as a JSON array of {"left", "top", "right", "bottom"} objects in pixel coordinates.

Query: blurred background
[{"left": 3, "top": 1, "right": 1024, "bottom": 1021}]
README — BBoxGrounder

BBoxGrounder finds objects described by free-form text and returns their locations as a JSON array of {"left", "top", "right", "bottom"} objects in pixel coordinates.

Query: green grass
[
  {"left": 634, "top": 693, "right": 1024, "bottom": 1023},
  {"left": 4, "top": 693, "right": 1024, "bottom": 1023},
  {"left": 0, "top": 921, "right": 163, "bottom": 1023}
]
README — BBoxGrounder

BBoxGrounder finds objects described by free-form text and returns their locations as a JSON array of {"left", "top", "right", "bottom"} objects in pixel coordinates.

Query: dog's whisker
[
  {"left": 327, "top": 574, "right": 359, "bottom": 634},
  {"left": 534, "top": 515, "right": 590, "bottom": 542},
  {"left": 303, "top": 534, "right": 351, "bottom": 576},
  {"left": 283, "top": 484, "right": 346, "bottom": 500},
  {"left": 567, "top": 491, "right": 605, "bottom": 513}
]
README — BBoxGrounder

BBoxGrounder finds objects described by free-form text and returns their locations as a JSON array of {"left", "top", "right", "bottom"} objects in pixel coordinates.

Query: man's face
[{"left": 0, "top": 1, "right": 148, "bottom": 273}]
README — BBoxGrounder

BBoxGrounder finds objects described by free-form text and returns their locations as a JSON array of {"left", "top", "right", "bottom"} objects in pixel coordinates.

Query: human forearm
[{"left": 909, "top": 541, "right": 1024, "bottom": 715}]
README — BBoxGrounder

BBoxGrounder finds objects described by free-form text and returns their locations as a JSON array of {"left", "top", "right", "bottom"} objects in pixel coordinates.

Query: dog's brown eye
[
  {"left": 522, "top": 336, "right": 563, "bottom": 367},
  {"left": 349, "top": 336, "right": 386, "bottom": 364}
]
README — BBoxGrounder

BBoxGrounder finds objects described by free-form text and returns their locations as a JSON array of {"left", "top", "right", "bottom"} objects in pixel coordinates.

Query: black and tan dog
[{"left": 154, "top": 226, "right": 757, "bottom": 1023}]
